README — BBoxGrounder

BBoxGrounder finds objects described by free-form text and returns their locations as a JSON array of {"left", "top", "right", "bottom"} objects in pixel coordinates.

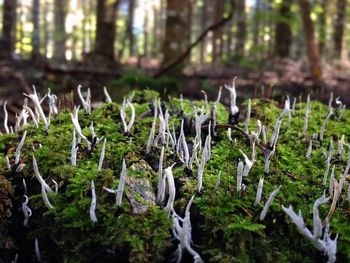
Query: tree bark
[
  {"left": 235, "top": 0, "right": 246, "bottom": 60},
  {"left": 318, "top": 0, "right": 328, "bottom": 54},
  {"left": 161, "top": 0, "right": 189, "bottom": 72},
  {"left": 127, "top": 0, "right": 136, "bottom": 56},
  {"left": 334, "top": 0, "right": 347, "bottom": 59},
  {"left": 94, "top": 0, "right": 119, "bottom": 62},
  {"left": 212, "top": 0, "right": 224, "bottom": 65},
  {"left": 32, "top": 0, "right": 41, "bottom": 60},
  {"left": 253, "top": 0, "right": 261, "bottom": 46},
  {"left": 54, "top": 0, "right": 67, "bottom": 61},
  {"left": 1, "top": 0, "right": 17, "bottom": 58},
  {"left": 199, "top": 0, "right": 208, "bottom": 63},
  {"left": 274, "top": 0, "right": 292, "bottom": 58},
  {"left": 298, "top": 0, "right": 322, "bottom": 80},
  {"left": 143, "top": 11, "right": 149, "bottom": 57}
]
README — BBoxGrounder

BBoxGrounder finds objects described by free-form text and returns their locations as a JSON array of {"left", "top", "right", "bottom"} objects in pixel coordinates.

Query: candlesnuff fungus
[
  {"left": 306, "top": 140, "right": 312, "bottom": 159},
  {"left": 32, "top": 155, "right": 52, "bottom": 193},
  {"left": 23, "top": 86, "right": 49, "bottom": 132},
  {"left": 239, "top": 149, "right": 253, "bottom": 177},
  {"left": 77, "top": 85, "right": 91, "bottom": 114},
  {"left": 281, "top": 192, "right": 338, "bottom": 263},
  {"left": 70, "top": 106, "right": 92, "bottom": 149},
  {"left": 225, "top": 77, "right": 239, "bottom": 116},
  {"left": 201, "top": 90, "right": 209, "bottom": 113},
  {"left": 98, "top": 138, "right": 107, "bottom": 172},
  {"left": 41, "top": 183, "right": 54, "bottom": 209},
  {"left": 303, "top": 94, "right": 311, "bottom": 137},
  {"left": 90, "top": 180, "right": 97, "bottom": 223},
  {"left": 254, "top": 178, "right": 264, "bottom": 206},
  {"left": 236, "top": 160, "right": 244, "bottom": 192},
  {"left": 52, "top": 179, "right": 58, "bottom": 193},
  {"left": 116, "top": 159, "right": 127, "bottom": 207},
  {"left": 172, "top": 196, "right": 204, "bottom": 263},
  {"left": 22, "top": 195, "right": 32, "bottom": 226},
  {"left": 177, "top": 119, "right": 190, "bottom": 167},
  {"left": 146, "top": 99, "right": 158, "bottom": 154},
  {"left": 156, "top": 146, "right": 166, "bottom": 203},
  {"left": 338, "top": 135, "right": 345, "bottom": 156},
  {"left": 329, "top": 165, "right": 335, "bottom": 195},
  {"left": 320, "top": 108, "right": 334, "bottom": 143},
  {"left": 35, "top": 238, "right": 42, "bottom": 262},
  {"left": 215, "top": 170, "right": 222, "bottom": 190},
  {"left": 47, "top": 88, "right": 58, "bottom": 121},
  {"left": 259, "top": 185, "right": 281, "bottom": 221},
  {"left": 197, "top": 133, "right": 211, "bottom": 192},
  {"left": 323, "top": 138, "right": 334, "bottom": 185},
  {"left": 103, "top": 86, "right": 112, "bottom": 103},
  {"left": 3, "top": 100, "right": 10, "bottom": 134},
  {"left": 15, "top": 131, "right": 27, "bottom": 165},
  {"left": 165, "top": 164, "right": 176, "bottom": 215},
  {"left": 120, "top": 98, "right": 135, "bottom": 134},
  {"left": 71, "top": 129, "right": 78, "bottom": 166}
]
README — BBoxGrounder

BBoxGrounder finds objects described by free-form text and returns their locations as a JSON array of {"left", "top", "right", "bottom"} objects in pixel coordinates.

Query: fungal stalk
[
  {"left": 33, "top": 155, "right": 53, "bottom": 193},
  {"left": 90, "top": 180, "right": 97, "bottom": 223},
  {"left": 47, "top": 88, "right": 58, "bottom": 120},
  {"left": 173, "top": 196, "right": 203, "bottom": 263},
  {"left": 329, "top": 166, "right": 335, "bottom": 195},
  {"left": 303, "top": 95, "right": 311, "bottom": 137},
  {"left": 157, "top": 147, "right": 166, "bottom": 203},
  {"left": 103, "top": 86, "right": 112, "bottom": 103},
  {"left": 239, "top": 149, "right": 253, "bottom": 177},
  {"left": 177, "top": 120, "right": 190, "bottom": 167},
  {"left": 338, "top": 135, "right": 345, "bottom": 156},
  {"left": 3, "top": 101, "right": 9, "bottom": 134},
  {"left": 215, "top": 170, "right": 222, "bottom": 190},
  {"left": 320, "top": 108, "right": 334, "bottom": 143},
  {"left": 70, "top": 106, "right": 91, "bottom": 149},
  {"left": 165, "top": 164, "right": 176, "bottom": 215},
  {"left": 236, "top": 161, "right": 244, "bottom": 192},
  {"left": 41, "top": 184, "right": 54, "bottom": 209},
  {"left": 23, "top": 86, "right": 49, "bottom": 132},
  {"left": 201, "top": 90, "right": 209, "bottom": 113},
  {"left": 120, "top": 98, "right": 135, "bottom": 134},
  {"left": 225, "top": 77, "right": 239, "bottom": 115},
  {"left": 254, "top": 178, "right": 264, "bottom": 206},
  {"left": 306, "top": 140, "right": 313, "bottom": 159},
  {"left": 15, "top": 131, "right": 27, "bottom": 165},
  {"left": 323, "top": 139, "right": 334, "bottom": 185},
  {"left": 71, "top": 129, "right": 78, "bottom": 166},
  {"left": 35, "top": 238, "right": 42, "bottom": 262},
  {"left": 77, "top": 85, "right": 91, "bottom": 114},
  {"left": 22, "top": 195, "right": 32, "bottom": 226},
  {"left": 98, "top": 138, "right": 107, "bottom": 172},
  {"left": 116, "top": 159, "right": 127, "bottom": 207},
  {"left": 146, "top": 100, "right": 158, "bottom": 154},
  {"left": 259, "top": 185, "right": 281, "bottom": 221}
]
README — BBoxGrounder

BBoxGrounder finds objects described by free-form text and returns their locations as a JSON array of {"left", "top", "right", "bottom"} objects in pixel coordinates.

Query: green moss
[{"left": 1, "top": 91, "right": 350, "bottom": 262}]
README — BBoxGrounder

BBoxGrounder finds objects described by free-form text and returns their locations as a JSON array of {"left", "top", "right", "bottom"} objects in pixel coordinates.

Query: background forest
[{"left": 0, "top": 0, "right": 350, "bottom": 118}]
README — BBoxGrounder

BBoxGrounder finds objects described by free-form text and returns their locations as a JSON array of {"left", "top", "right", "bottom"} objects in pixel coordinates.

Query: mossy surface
[{"left": 0, "top": 90, "right": 350, "bottom": 263}]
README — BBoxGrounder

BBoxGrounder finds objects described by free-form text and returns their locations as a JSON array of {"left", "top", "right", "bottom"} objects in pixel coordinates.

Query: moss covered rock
[{"left": 0, "top": 89, "right": 349, "bottom": 263}]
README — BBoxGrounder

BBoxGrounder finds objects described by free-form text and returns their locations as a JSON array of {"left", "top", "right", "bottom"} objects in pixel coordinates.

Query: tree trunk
[
  {"left": 1, "top": 0, "right": 17, "bottom": 58},
  {"left": 127, "top": 0, "right": 135, "bottom": 56},
  {"left": 199, "top": 0, "right": 208, "bottom": 63},
  {"left": 94, "top": 0, "right": 119, "bottom": 62},
  {"left": 42, "top": 0, "right": 49, "bottom": 57},
  {"left": 143, "top": 11, "right": 149, "bottom": 57},
  {"left": 298, "top": 0, "right": 322, "bottom": 80},
  {"left": 186, "top": 0, "right": 194, "bottom": 64},
  {"left": 161, "top": 0, "right": 189, "bottom": 73},
  {"left": 253, "top": 0, "right": 261, "bottom": 46},
  {"left": 275, "top": 0, "right": 292, "bottom": 58},
  {"left": 54, "top": 0, "right": 67, "bottom": 61},
  {"left": 334, "top": 0, "right": 347, "bottom": 59},
  {"left": 32, "top": 0, "right": 40, "bottom": 60},
  {"left": 212, "top": 0, "right": 224, "bottom": 65},
  {"left": 235, "top": 0, "right": 246, "bottom": 60},
  {"left": 318, "top": 0, "right": 328, "bottom": 54}
]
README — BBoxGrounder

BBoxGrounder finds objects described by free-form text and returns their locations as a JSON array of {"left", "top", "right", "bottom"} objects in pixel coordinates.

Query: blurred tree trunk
[
  {"left": 42, "top": 0, "right": 49, "bottom": 57},
  {"left": 318, "top": 0, "right": 328, "bottom": 55},
  {"left": 199, "top": 0, "right": 208, "bottom": 63},
  {"left": 94, "top": 0, "right": 119, "bottom": 62},
  {"left": 334, "top": 0, "right": 347, "bottom": 59},
  {"left": 225, "top": 19, "right": 233, "bottom": 57},
  {"left": 161, "top": 0, "right": 189, "bottom": 73},
  {"left": 143, "top": 11, "right": 149, "bottom": 57},
  {"left": 82, "top": 0, "right": 88, "bottom": 54},
  {"left": 127, "top": 0, "right": 135, "bottom": 56},
  {"left": 32, "top": 0, "right": 41, "bottom": 60},
  {"left": 253, "top": 0, "right": 261, "bottom": 45},
  {"left": 18, "top": 1, "right": 25, "bottom": 55},
  {"left": 212, "top": 0, "right": 224, "bottom": 65},
  {"left": 1, "top": 0, "right": 17, "bottom": 58},
  {"left": 235, "top": 0, "right": 246, "bottom": 60},
  {"left": 298, "top": 0, "right": 322, "bottom": 80},
  {"left": 54, "top": 0, "right": 67, "bottom": 61},
  {"left": 274, "top": 0, "right": 292, "bottom": 58},
  {"left": 186, "top": 0, "right": 194, "bottom": 63}
]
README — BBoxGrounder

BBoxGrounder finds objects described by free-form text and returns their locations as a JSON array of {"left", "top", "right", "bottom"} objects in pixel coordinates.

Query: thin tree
[
  {"left": 199, "top": 0, "right": 209, "bottom": 63},
  {"left": 1, "top": 0, "right": 17, "bottom": 58},
  {"left": 54, "top": 0, "right": 67, "bottom": 61},
  {"left": 298, "top": 0, "right": 322, "bottom": 81},
  {"left": 212, "top": 0, "right": 224, "bottom": 65},
  {"left": 94, "top": 0, "right": 119, "bottom": 62},
  {"left": 318, "top": 0, "right": 328, "bottom": 54},
  {"left": 235, "top": 0, "right": 246, "bottom": 60},
  {"left": 334, "top": 0, "right": 347, "bottom": 59},
  {"left": 32, "top": 0, "right": 41, "bottom": 60},
  {"left": 127, "top": 0, "right": 136, "bottom": 56},
  {"left": 274, "top": 0, "right": 292, "bottom": 58}
]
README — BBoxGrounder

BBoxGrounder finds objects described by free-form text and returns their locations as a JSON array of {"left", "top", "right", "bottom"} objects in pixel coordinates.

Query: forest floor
[{"left": 1, "top": 57, "right": 350, "bottom": 125}]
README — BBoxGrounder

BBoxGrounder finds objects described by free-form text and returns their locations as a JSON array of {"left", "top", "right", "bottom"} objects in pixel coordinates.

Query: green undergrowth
[{"left": 0, "top": 90, "right": 350, "bottom": 262}]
